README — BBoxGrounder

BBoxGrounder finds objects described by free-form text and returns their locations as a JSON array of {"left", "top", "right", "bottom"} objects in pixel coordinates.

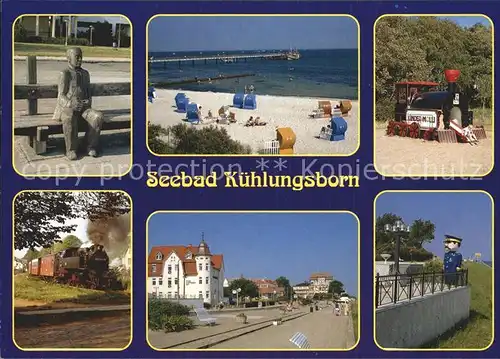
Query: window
[
  {"left": 205, "top": 264, "right": 209, "bottom": 271},
  {"left": 199, "top": 277, "right": 202, "bottom": 284},
  {"left": 167, "top": 292, "right": 172, "bottom": 298},
  {"left": 152, "top": 278, "right": 156, "bottom": 286},
  {"left": 152, "top": 264, "right": 156, "bottom": 273},
  {"left": 206, "top": 291, "right": 209, "bottom": 299},
  {"left": 205, "top": 277, "right": 209, "bottom": 284},
  {"left": 175, "top": 264, "right": 179, "bottom": 271},
  {"left": 155, "top": 252, "right": 162, "bottom": 260},
  {"left": 198, "top": 263, "right": 202, "bottom": 271},
  {"left": 174, "top": 278, "right": 178, "bottom": 285},
  {"left": 167, "top": 279, "right": 172, "bottom": 288},
  {"left": 168, "top": 265, "right": 172, "bottom": 274},
  {"left": 159, "top": 292, "right": 163, "bottom": 298},
  {"left": 159, "top": 278, "right": 163, "bottom": 286},
  {"left": 186, "top": 252, "right": 192, "bottom": 259},
  {"left": 175, "top": 292, "right": 178, "bottom": 298},
  {"left": 198, "top": 291, "right": 203, "bottom": 298}
]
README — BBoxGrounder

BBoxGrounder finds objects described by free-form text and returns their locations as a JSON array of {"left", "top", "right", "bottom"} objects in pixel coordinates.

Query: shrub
[
  {"left": 148, "top": 122, "right": 252, "bottom": 155},
  {"left": 203, "top": 302, "right": 211, "bottom": 309},
  {"left": 148, "top": 298, "right": 191, "bottom": 331},
  {"left": 423, "top": 258, "right": 444, "bottom": 273},
  {"left": 14, "top": 22, "right": 28, "bottom": 42},
  {"left": 161, "top": 315, "right": 194, "bottom": 332},
  {"left": 375, "top": 97, "right": 394, "bottom": 123}
]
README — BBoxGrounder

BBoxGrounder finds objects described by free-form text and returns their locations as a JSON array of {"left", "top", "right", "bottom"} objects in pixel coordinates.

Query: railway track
[{"left": 163, "top": 310, "right": 309, "bottom": 349}]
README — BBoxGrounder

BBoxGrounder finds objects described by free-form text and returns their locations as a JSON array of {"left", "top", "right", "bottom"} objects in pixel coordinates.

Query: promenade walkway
[{"left": 210, "top": 308, "right": 354, "bottom": 349}]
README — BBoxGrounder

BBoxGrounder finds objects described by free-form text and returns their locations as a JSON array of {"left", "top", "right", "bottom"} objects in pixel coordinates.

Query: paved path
[
  {"left": 14, "top": 60, "right": 130, "bottom": 84},
  {"left": 149, "top": 306, "right": 355, "bottom": 350},
  {"left": 149, "top": 308, "right": 285, "bottom": 349},
  {"left": 210, "top": 309, "right": 354, "bottom": 349}
]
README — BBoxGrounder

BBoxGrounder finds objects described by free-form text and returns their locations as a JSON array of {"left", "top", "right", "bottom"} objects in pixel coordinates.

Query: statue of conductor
[
  {"left": 443, "top": 234, "right": 463, "bottom": 286},
  {"left": 53, "top": 47, "right": 104, "bottom": 160}
]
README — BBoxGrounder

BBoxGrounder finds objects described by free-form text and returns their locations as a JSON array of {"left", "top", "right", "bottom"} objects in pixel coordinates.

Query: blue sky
[
  {"left": 376, "top": 192, "right": 493, "bottom": 261},
  {"left": 148, "top": 16, "right": 358, "bottom": 52},
  {"left": 439, "top": 16, "right": 492, "bottom": 28},
  {"left": 148, "top": 213, "right": 359, "bottom": 296}
]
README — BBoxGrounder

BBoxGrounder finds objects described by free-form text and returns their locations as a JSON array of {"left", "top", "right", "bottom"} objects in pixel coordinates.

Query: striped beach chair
[{"left": 289, "top": 332, "right": 311, "bottom": 349}]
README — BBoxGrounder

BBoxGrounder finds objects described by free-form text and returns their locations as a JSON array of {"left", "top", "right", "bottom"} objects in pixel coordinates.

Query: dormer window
[
  {"left": 185, "top": 251, "right": 192, "bottom": 259},
  {"left": 155, "top": 252, "right": 163, "bottom": 260}
]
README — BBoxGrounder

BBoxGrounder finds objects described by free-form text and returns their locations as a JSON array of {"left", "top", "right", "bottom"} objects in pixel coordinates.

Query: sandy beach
[
  {"left": 375, "top": 128, "right": 493, "bottom": 176},
  {"left": 148, "top": 89, "right": 359, "bottom": 155}
]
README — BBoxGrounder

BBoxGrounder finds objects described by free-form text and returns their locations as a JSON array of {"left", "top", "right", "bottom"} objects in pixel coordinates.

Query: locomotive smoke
[{"left": 86, "top": 212, "right": 131, "bottom": 265}]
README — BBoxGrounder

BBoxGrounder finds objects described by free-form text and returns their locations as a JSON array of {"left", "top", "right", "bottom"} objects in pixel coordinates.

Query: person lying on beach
[{"left": 245, "top": 116, "right": 267, "bottom": 127}]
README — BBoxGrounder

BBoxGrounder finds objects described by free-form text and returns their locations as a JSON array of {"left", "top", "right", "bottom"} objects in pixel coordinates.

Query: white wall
[{"left": 376, "top": 286, "right": 471, "bottom": 348}]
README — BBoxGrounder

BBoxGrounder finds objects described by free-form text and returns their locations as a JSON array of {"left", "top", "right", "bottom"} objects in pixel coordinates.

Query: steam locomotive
[
  {"left": 387, "top": 69, "right": 482, "bottom": 141},
  {"left": 28, "top": 245, "right": 122, "bottom": 290}
]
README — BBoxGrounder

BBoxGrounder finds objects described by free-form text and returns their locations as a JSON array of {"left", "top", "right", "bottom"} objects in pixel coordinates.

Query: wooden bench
[
  {"left": 14, "top": 56, "right": 131, "bottom": 155},
  {"left": 193, "top": 308, "right": 216, "bottom": 326}
]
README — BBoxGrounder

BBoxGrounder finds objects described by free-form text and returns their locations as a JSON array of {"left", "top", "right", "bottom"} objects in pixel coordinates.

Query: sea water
[{"left": 148, "top": 49, "right": 358, "bottom": 100}]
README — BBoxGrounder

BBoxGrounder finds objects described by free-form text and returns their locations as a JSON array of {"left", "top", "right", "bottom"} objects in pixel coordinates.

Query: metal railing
[{"left": 375, "top": 269, "right": 468, "bottom": 308}]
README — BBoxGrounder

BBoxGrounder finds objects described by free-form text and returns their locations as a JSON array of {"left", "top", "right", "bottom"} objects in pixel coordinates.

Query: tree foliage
[
  {"left": 275, "top": 276, "right": 291, "bottom": 298},
  {"left": 328, "top": 280, "right": 345, "bottom": 295},
  {"left": 15, "top": 192, "right": 79, "bottom": 250},
  {"left": 228, "top": 278, "right": 259, "bottom": 299},
  {"left": 375, "top": 213, "right": 435, "bottom": 261},
  {"left": 14, "top": 192, "right": 131, "bottom": 250},
  {"left": 148, "top": 123, "right": 252, "bottom": 155},
  {"left": 375, "top": 17, "right": 492, "bottom": 121}
]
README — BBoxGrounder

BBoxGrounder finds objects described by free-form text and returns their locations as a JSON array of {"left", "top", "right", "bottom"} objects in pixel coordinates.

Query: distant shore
[{"left": 148, "top": 89, "right": 359, "bottom": 155}]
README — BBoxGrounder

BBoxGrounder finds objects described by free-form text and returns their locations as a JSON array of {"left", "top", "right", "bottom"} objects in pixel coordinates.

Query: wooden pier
[
  {"left": 149, "top": 51, "right": 290, "bottom": 67},
  {"left": 151, "top": 73, "right": 255, "bottom": 87}
]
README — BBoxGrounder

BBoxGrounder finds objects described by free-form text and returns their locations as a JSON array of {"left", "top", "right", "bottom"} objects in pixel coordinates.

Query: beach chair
[
  {"left": 319, "top": 126, "right": 333, "bottom": 140},
  {"left": 194, "top": 308, "right": 217, "bottom": 326},
  {"left": 289, "top": 332, "right": 311, "bottom": 349}
]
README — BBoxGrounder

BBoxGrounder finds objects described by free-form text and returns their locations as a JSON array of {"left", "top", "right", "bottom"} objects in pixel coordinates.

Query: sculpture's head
[
  {"left": 444, "top": 234, "right": 462, "bottom": 253},
  {"left": 67, "top": 47, "right": 83, "bottom": 69}
]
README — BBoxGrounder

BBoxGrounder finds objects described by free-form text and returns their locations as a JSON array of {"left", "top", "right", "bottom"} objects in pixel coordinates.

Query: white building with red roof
[{"left": 147, "top": 236, "right": 225, "bottom": 305}]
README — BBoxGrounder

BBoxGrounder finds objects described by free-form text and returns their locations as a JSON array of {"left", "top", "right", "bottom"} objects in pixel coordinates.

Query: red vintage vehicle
[
  {"left": 386, "top": 69, "right": 486, "bottom": 142},
  {"left": 29, "top": 245, "right": 122, "bottom": 290}
]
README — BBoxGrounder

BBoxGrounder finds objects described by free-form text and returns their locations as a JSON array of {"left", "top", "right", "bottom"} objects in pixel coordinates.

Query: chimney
[{"left": 444, "top": 69, "right": 461, "bottom": 94}]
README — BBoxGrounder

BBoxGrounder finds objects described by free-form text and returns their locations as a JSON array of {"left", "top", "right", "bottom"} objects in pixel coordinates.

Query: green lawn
[
  {"left": 14, "top": 42, "right": 131, "bottom": 58},
  {"left": 428, "top": 262, "right": 493, "bottom": 349},
  {"left": 14, "top": 274, "right": 130, "bottom": 306}
]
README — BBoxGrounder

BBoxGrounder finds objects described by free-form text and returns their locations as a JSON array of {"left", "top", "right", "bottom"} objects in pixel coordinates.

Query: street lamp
[
  {"left": 273, "top": 290, "right": 277, "bottom": 303},
  {"left": 89, "top": 25, "right": 94, "bottom": 46},
  {"left": 232, "top": 288, "right": 241, "bottom": 307},
  {"left": 384, "top": 220, "right": 410, "bottom": 274}
]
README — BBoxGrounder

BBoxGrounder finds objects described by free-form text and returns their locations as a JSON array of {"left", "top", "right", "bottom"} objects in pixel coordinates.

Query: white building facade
[
  {"left": 310, "top": 272, "right": 333, "bottom": 294},
  {"left": 148, "top": 239, "right": 224, "bottom": 305}
]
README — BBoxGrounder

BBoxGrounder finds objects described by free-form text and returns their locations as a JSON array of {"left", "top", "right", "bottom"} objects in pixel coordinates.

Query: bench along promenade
[{"left": 13, "top": 56, "right": 131, "bottom": 176}]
